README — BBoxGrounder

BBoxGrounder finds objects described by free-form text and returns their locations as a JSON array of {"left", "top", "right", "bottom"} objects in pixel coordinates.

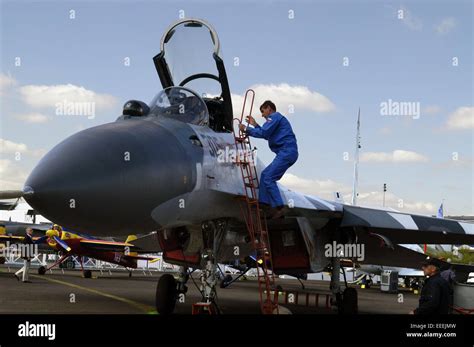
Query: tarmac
[{"left": 0, "top": 267, "right": 419, "bottom": 314}]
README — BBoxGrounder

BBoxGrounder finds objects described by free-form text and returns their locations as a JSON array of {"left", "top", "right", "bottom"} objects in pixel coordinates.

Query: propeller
[
  {"left": 34, "top": 236, "right": 49, "bottom": 244},
  {"left": 53, "top": 235, "right": 72, "bottom": 252}
]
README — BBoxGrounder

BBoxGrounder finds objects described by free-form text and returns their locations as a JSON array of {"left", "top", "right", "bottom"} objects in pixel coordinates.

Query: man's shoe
[
  {"left": 22, "top": 280, "right": 32, "bottom": 283},
  {"left": 14, "top": 274, "right": 20, "bottom": 281}
]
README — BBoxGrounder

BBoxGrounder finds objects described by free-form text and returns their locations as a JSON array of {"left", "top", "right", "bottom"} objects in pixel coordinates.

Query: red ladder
[{"left": 233, "top": 89, "right": 279, "bottom": 315}]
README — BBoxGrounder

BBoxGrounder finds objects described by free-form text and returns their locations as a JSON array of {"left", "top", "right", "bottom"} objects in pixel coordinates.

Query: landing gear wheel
[
  {"left": 156, "top": 274, "right": 177, "bottom": 315},
  {"left": 341, "top": 287, "right": 358, "bottom": 314},
  {"left": 83, "top": 270, "right": 92, "bottom": 278},
  {"left": 220, "top": 275, "right": 232, "bottom": 288},
  {"left": 38, "top": 266, "right": 46, "bottom": 275}
]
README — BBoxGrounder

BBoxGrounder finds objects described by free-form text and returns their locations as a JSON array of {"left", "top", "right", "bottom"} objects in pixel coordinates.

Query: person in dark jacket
[
  {"left": 410, "top": 257, "right": 451, "bottom": 314},
  {"left": 14, "top": 227, "right": 34, "bottom": 283},
  {"left": 440, "top": 262, "right": 456, "bottom": 314}
]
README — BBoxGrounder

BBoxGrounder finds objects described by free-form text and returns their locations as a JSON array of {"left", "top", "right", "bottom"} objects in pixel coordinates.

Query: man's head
[
  {"left": 26, "top": 227, "right": 33, "bottom": 235},
  {"left": 421, "top": 257, "right": 442, "bottom": 277},
  {"left": 259, "top": 100, "right": 276, "bottom": 118}
]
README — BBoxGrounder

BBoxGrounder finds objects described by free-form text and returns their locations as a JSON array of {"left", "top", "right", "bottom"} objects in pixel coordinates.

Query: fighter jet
[{"left": 2, "top": 18, "right": 474, "bottom": 314}]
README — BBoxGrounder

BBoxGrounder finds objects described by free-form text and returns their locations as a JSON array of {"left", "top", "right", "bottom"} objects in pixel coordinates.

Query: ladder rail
[{"left": 232, "top": 89, "right": 279, "bottom": 314}]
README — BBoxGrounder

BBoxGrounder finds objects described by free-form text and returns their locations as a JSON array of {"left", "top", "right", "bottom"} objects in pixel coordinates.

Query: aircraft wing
[
  {"left": 357, "top": 232, "right": 431, "bottom": 269},
  {"left": 283, "top": 189, "right": 474, "bottom": 246},
  {"left": 0, "top": 235, "right": 25, "bottom": 242},
  {"left": 123, "top": 254, "right": 158, "bottom": 261},
  {"left": 398, "top": 268, "right": 424, "bottom": 277},
  {"left": 345, "top": 220, "right": 474, "bottom": 279},
  {"left": 0, "top": 234, "right": 52, "bottom": 254},
  {"left": 0, "top": 221, "right": 52, "bottom": 235},
  {"left": 125, "top": 232, "right": 162, "bottom": 253},
  {"left": 280, "top": 193, "right": 474, "bottom": 275},
  {"left": 339, "top": 205, "right": 474, "bottom": 245},
  {"left": 78, "top": 239, "right": 144, "bottom": 253}
]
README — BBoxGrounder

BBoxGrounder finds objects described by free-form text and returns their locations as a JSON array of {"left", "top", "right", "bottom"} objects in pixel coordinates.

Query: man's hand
[
  {"left": 239, "top": 123, "right": 246, "bottom": 132},
  {"left": 246, "top": 115, "right": 257, "bottom": 126}
]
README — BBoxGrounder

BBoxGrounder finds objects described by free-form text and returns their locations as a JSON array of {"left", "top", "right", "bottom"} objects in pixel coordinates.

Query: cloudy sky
[{"left": 1, "top": 0, "right": 472, "bottom": 216}]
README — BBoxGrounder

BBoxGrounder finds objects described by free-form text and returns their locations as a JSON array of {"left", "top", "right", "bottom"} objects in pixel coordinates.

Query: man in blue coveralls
[{"left": 239, "top": 100, "right": 298, "bottom": 218}]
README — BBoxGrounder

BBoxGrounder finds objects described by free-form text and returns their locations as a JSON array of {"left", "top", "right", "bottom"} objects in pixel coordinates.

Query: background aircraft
[
  {"left": 1, "top": 225, "right": 156, "bottom": 278},
  {"left": 0, "top": 200, "right": 156, "bottom": 276}
]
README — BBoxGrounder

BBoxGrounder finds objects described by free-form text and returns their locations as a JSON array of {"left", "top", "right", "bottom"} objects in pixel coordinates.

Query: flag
[{"left": 437, "top": 202, "right": 444, "bottom": 219}]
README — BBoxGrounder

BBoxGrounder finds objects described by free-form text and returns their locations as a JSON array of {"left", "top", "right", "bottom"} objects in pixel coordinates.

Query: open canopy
[{"left": 153, "top": 19, "right": 233, "bottom": 132}]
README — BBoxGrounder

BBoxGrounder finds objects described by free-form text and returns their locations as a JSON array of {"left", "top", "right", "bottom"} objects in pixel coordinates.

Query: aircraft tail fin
[
  {"left": 125, "top": 235, "right": 137, "bottom": 243},
  {"left": 125, "top": 235, "right": 138, "bottom": 256}
]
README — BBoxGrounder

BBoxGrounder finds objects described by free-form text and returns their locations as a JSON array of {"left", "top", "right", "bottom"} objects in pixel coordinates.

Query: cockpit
[{"left": 149, "top": 87, "right": 209, "bottom": 126}]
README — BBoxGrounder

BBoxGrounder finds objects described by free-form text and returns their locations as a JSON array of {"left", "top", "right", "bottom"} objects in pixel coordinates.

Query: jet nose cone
[{"left": 24, "top": 120, "right": 197, "bottom": 234}]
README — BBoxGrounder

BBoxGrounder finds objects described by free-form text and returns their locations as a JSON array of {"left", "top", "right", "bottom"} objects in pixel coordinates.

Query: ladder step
[{"left": 234, "top": 92, "right": 279, "bottom": 314}]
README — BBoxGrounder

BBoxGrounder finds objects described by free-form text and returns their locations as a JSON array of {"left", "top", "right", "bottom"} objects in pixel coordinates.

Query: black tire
[
  {"left": 341, "top": 287, "right": 358, "bottom": 314},
  {"left": 0, "top": 257, "right": 5, "bottom": 265},
  {"left": 83, "top": 270, "right": 92, "bottom": 278},
  {"left": 156, "top": 274, "right": 177, "bottom": 315},
  {"left": 38, "top": 266, "right": 46, "bottom": 275},
  {"left": 220, "top": 275, "right": 232, "bottom": 288}
]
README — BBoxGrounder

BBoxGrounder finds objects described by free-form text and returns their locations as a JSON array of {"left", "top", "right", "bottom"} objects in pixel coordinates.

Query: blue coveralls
[{"left": 246, "top": 112, "right": 298, "bottom": 208}]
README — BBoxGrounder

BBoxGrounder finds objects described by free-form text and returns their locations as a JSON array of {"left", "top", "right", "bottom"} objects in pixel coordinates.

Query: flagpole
[{"left": 351, "top": 108, "right": 361, "bottom": 206}]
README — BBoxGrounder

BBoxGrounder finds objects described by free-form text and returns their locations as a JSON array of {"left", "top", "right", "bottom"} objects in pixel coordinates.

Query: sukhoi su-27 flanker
[{"left": 2, "top": 19, "right": 473, "bottom": 314}]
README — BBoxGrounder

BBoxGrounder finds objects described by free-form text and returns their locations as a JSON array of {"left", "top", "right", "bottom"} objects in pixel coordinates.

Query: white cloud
[
  {"left": 435, "top": 17, "right": 456, "bottom": 35},
  {"left": 0, "top": 73, "right": 17, "bottom": 94},
  {"left": 434, "top": 157, "right": 473, "bottom": 170},
  {"left": 399, "top": 7, "right": 423, "bottom": 31},
  {"left": 280, "top": 173, "right": 437, "bottom": 214},
  {"left": 356, "top": 191, "right": 435, "bottom": 214},
  {"left": 0, "top": 159, "right": 28, "bottom": 190},
  {"left": 402, "top": 201, "right": 436, "bottom": 213},
  {"left": 19, "top": 83, "right": 118, "bottom": 110},
  {"left": 231, "top": 83, "right": 335, "bottom": 117},
  {"left": 360, "top": 150, "right": 429, "bottom": 163},
  {"left": 16, "top": 112, "right": 51, "bottom": 123},
  {"left": 0, "top": 138, "right": 46, "bottom": 158},
  {"left": 281, "top": 173, "right": 348, "bottom": 196},
  {"left": 0, "top": 139, "right": 28, "bottom": 154},
  {"left": 445, "top": 106, "right": 474, "bottom": 130}
]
